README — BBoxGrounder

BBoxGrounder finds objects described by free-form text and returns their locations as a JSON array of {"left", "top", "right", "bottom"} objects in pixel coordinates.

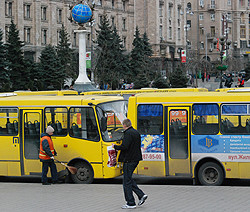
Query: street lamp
[{"left": 213, "top": 36, "right": 231, "bottom": 88}]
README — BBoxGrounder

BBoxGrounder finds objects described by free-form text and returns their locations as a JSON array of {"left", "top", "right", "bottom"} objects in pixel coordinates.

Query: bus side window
[
  {"left": 137, "top": 104, "right": 163, "bottom": 135},
  {"left": 0, "top": 108, "right": 18, "bottom": 135},
  {"left": 45, "top": 107, "right": 68, "bottom": 136},
  {"left": 192, "top": 104, "right": 219, "bottom": 135},
  {"left": 69, "top": 107, "right": 99, "bottom": 141},
  {"left": 221, "top": 104, "right": 250, "bottom": 134}
]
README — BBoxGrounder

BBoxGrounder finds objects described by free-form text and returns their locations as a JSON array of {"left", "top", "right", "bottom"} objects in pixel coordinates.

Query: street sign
[{"left": 181, "top": 50, "right": 186, "bottom": 63}]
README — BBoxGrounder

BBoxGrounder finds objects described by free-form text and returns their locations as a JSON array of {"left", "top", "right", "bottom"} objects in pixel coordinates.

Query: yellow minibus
[
  {"left": 127, "top": 91, "right": 250, "bottom": 185},
  {"left": 0, "top": 94, "right": 126, "bottom": 183}
]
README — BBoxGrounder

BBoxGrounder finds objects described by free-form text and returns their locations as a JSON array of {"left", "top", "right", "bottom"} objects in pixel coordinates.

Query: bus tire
[
  {"left": 71, "top": 162, "right": 94, "bottom": 184},
  {"left": 198, "top": 162, "right": 224, "bottom": 186}
]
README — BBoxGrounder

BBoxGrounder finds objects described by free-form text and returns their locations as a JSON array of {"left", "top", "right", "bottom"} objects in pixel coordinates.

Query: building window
[
  {"left": 199, "top": 0, "right": 204, "bottom": 6},
  {"left": 168, "top": 6, "right": 172, "bottom": 19},
  {"left": 98, "top": 0, "right": 102, "bottom": 6},
  {"left": 24, "top": 4, "right": 31, "bottom": 19},
  {"left": 200, "top": 42, "right": 204, "bottom": 49},
  {"left": 58, "top": 9, "right": 62, "bottom": 23},
  {"left": 211, "top": 0, "right": 215, "bottom": 7},
  {"left": 122, "top": 36, "right": 126, "bottom": 49},
  {"left": 42, "top": 29, "right": 47, "bottom": 44},
  {"left": 24, "top": 27, "right": 31, "bottom": 43},
  {"left": 57, "top": 30, "right": 60, "bottom": 44},
  {"left": 5, "top": 25, "right": 10, "bottom": 40},
  {"left": 159, "top": 25, "right": 163, "bottom": 38},
  {"left": 199, "top": 13, "right": 204, "bottom": 20},
  {"left": 187, "top": 2, "right": 192, "bottom": 10},
  {"left": 240, "top": 25, "right": 246, "bottom": 38},
  {"left": 5, "top": 1, "right": 12, "bottom": 17},
  {"left": 240, "top": 40, "right": 247, "bottom": 48},
  {"left": 159, "top": 1, "right": 163, "bottom": 17},
  {"left": 41, "top": 6, "right": 47, "bottom": 21},
  {"left": 111, "top": 16, "right": 115, "bottom": 28},
  {"left": 228, "top": 0, "right": 231, "bottom": 5},
  {"left": 122, "top": 1, "right": 126, "bottom": 11},
  {"left": 112, "top": 0, "right": 115, "bottom": 8},
  {"left": 122, "top": 18, "right": 126, "bottom": 30},
  {"left": 178, "top": 28, "right": 181, "bottom": 40},
  {"left": 169, "top": 27, "right": 172, "bottom": 39},
  {"left": 187, "top": 20, "right": 191, "bottom": 28},
  {"left": 211, "top": 13, "right": 215, "bottom": 21},
  {"left": 73, "top": 32, "right": 77, "bottom": 46},
  {"left": 239, "top": 0, "right": 244, "bottom": 7},
  {"left": 211, "top": 26, "right": 215, "bottom": 37}
]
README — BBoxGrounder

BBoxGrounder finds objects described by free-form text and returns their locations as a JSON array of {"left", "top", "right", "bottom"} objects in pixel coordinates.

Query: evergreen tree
[
  {"left": 129, "top": 27, "right": 146, "bottom": 80},
  {"left": 38, "top": 45, "right": 64, "bottom": 90},
  {"left": 152, "top": 72, "right": 169, "bottom": 88},
  {"left": 142, "top": 32, "right": 153, "bottom": 57},
  {"left": 95, "top": 15, "right": 114, "bottom": 87},
  {"left": 5, "top": 20, "right": 28, "bottom": 90},
  {"left": 133, "top": 71, "right": 150, "bottom": 89},
  {"left": 95, "top": 15, "right": 128, "bottom": 89},
  {"left": 56, "top": 24, "right": 75, "bottom": 82},
  {"left": 169, "top": 68, "right": 188, "bottom": 88},
  {"left": 0, "top": 29, "right": 10, "bottom": 91}
]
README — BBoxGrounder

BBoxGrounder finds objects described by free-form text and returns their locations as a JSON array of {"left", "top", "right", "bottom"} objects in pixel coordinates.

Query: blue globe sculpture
[{"left": 72, "top": 4, "right": 92, "bottom": 24}]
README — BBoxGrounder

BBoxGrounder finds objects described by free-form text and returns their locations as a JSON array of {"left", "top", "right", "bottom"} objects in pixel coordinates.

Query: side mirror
[{"left": 100, "top": 117, "right": 107, "bottom": 132}]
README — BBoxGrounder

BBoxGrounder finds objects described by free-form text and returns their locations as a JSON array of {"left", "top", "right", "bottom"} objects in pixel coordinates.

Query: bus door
[
  {"left": 165, "top": 107, "right": 191, "bottom": 176},
  {"left": 21, "top": 110, "right": 43, "bottom": 175}
]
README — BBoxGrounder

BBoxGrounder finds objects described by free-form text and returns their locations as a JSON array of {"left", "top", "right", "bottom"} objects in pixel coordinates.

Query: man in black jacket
[{"left": 112, "top": 119, "right": 147, "bottom": 209}]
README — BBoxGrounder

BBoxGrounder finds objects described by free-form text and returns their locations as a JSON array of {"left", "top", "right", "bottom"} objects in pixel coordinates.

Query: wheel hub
[{"left": 77, "top": 167, "right": 89, "bottom": 181}]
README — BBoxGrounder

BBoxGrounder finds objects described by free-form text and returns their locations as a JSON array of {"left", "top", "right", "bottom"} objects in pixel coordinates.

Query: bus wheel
[
  {"left": 198, "top": 162, "right": 224, "bottom": 186},
  {"left": 71, "top": 162, "right": 94, "bottom": 184}
]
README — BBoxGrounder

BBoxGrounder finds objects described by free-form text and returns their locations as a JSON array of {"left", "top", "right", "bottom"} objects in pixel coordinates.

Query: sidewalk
[
  {"left": 194, "top": 77, "right": 250, "bottom": 91},
  {"left": 1, "top": 182, "right": 250, "bottom": 212}
]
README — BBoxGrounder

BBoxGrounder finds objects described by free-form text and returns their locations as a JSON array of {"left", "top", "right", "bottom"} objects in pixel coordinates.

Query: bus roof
[
  {"left": 132, "top": 91, "right": 250, "bottom": 104},
  {"left": 81, "top": 88, "right": 208, "bottom": 96},
  {"left": 0, "top": 95, "right": 124, "bottom": 106},
  {"left": 215, "top": 87, "right": 250, "bottom": 92},
  {"left": 1, "top": 90, "right": 78, "bottom": 96}
]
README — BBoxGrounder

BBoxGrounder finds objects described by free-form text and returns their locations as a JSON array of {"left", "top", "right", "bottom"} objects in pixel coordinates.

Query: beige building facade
[
  {"left": 1, "top": 0, "right": 249, "bottom": 74},
  {"left": 0, "top": 0, "right": 135, "bottom": 61},
  {"left": 187, "top": 0, "right": 250, "bottom": 71}
]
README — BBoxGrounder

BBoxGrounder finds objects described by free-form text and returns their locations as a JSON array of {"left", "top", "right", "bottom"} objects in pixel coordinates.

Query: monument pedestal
[{"left": 74, "top": 82, "right": 98, "bottom": 93}]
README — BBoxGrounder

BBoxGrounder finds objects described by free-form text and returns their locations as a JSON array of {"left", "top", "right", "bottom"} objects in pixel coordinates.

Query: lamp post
[{"left": 213, "top": 36, "right": 231, "bottom": 88}]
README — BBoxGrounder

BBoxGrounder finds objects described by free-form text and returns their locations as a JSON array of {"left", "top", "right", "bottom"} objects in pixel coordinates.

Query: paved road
[{"left": 1, "top": 176, "right": 250, "bottom": 212}]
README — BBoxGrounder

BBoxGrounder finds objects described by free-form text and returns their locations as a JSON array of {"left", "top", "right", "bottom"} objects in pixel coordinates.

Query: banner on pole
[
  {"left": 86, "top": 52, "right": 91, "bottom": 69},
  {"left": 181, "top": 50, "right": 186, "bottom": 63}
]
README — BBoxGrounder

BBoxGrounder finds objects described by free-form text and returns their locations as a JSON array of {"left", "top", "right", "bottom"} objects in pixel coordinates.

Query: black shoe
[{"left": 42, "top": 182, "right": 51, "bottom": 185}]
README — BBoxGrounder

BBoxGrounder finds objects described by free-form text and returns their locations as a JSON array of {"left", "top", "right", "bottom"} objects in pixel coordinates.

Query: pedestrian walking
[
  {"left": 112, "top": 119, "right": 147, "bottom": 209},
  {"left": 39, "top": 126, "right": 58, "bottom": 185},
  {"left": 223, "top": 73, "right": 233, "bottom": 88}
]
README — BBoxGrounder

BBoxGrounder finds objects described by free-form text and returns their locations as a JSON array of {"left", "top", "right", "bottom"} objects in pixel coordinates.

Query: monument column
[{"left": 74, "top": 29, "right": 91, "bottom": 84}]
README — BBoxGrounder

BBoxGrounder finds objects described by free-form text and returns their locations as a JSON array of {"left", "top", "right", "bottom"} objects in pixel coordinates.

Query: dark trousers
[
  {"left": 42, "top": 161, "right": 58, "bottom": 183},
  {"left": 123, "top": 162, "right": 144, "bottom": 206}
]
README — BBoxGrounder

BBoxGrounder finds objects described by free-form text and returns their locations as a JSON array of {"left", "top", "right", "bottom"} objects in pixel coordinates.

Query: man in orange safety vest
[{"left": 39, "top": 126, "right": 58, "bottom": 185}]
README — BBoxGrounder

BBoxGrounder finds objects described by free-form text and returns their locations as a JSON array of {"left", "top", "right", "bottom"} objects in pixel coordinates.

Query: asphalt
[{"left": 1, "top": 176, "right": 250, "bottom": 212}]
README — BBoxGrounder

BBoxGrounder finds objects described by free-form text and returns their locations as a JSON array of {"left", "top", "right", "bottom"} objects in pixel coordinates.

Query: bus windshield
[{"left": 97, "top": 100, "right": 127, "bottom": 142}]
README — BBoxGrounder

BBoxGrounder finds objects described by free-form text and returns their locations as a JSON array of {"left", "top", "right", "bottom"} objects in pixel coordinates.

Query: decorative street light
[{"left": 213, "top": 36, "right": 231, "bottom": 88}]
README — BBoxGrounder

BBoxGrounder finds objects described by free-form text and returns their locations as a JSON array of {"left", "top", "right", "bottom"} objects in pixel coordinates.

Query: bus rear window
[
  {"left": 192, "top": 104, "right": 219, "bottom": 135},
  {"left": 137, "top": 104, "right": 163, "bottom": 135}
]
